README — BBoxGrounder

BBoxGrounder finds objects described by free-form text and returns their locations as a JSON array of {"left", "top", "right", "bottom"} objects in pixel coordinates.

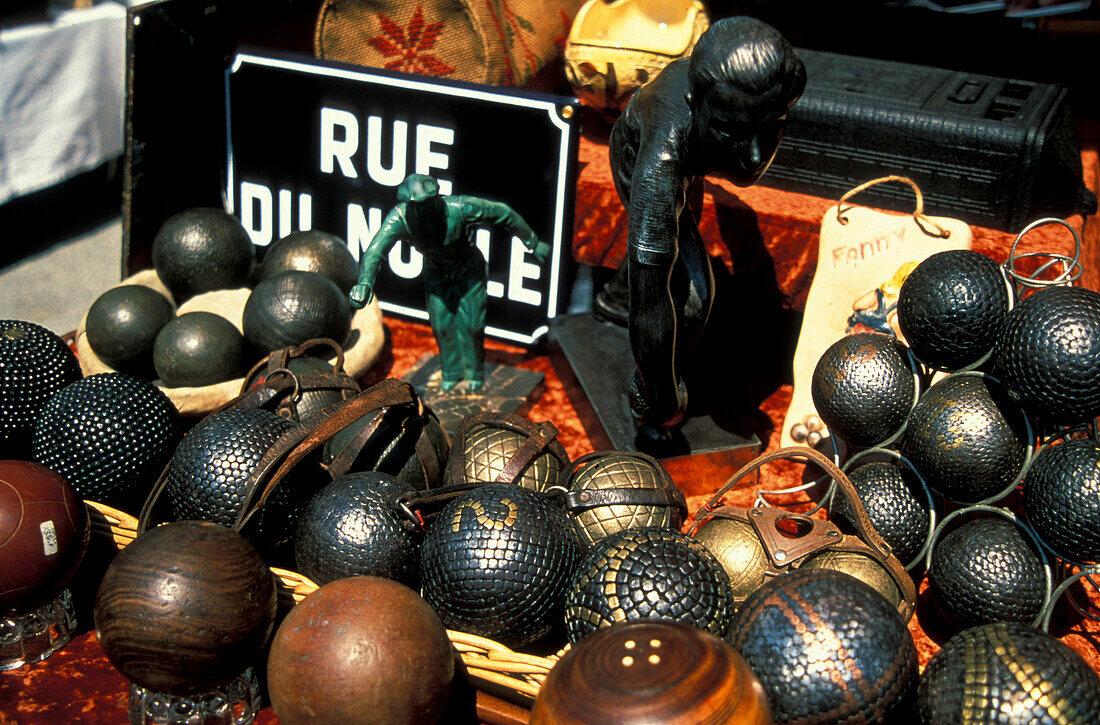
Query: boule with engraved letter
[
  {"left": 919, "top": 621, "right": 1100, "bottom": 724},
  {"left": 896, "top": 249, "right": 1010, "bottom": 371},
  {"left": 565, "top": 527, "right": 732, "bottom": 643},
  {"left": 689, "top": 446, "right": 917, "bottom": 620},
  {"left": 557, "top": 450, "right": 687, "bottom": 546},
  {"left": 84, "top": 284, "right": 175, "bottom": 376},
  {"left": 242, "top": 270, "right": 352, "bottom": 355},
  {"left": 1024, "top": 439, "right": 1100, "bottom": 562},
  {"left": 293, "top": 471, "right": 422, "bottom": 588},
  {"left": 153, "top": 311, "right": 244, "bottom": 388},
  {"left": 927, "top": 512, "right": 1047, "bottom": 630},
  {"left": 31, "top": 372, "right": 180, "bottom": 510},
  {"left": 94, "top": 520, "right": 277, "bottom": 695},
  {"left": 266, "top": 576, "right": 454, "bottom": 725},
  {"left": 443, "top": 412, "right": 570, "bottom": 492},
  {"left": 900, "top": 372, "right": 1030, "bottom": 504},
  {"left": 258, "top": 230, "right": 359, "bottom": 295},
  {"left": 728, "top": 568, "right": 919, "bottom": 724},
  {"left": 0, "top": 460, "right": 90, "bottom": 612},
  {"left": 810, "top": 331, "right": 917, "bottom": 447},
  {"left": 419, "top": 482, "right": 579, "bottom": 648},
  {"left": 0, "top": 319, "right": 82, "bottom": 456},
  {"left": 530, "top": 620, "right": 771, "bottom": 725},
  {"left": 152, "top": 208, "right": 255, "bottom": 303},
  {"left": 992, "top": 284, "right": 1100, "bottom": 425}
]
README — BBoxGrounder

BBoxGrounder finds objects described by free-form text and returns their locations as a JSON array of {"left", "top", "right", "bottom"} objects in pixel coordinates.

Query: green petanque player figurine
[{"left": 350, "top": 174, "right": 550, "bottom": 392}]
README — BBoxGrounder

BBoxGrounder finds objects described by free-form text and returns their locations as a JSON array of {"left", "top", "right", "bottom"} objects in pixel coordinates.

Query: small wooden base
[
  {"left": 549, "top": 313, "right": 760, "bottom": 494},
  {"left": 403, "top": 354, "right": 545, "bottom": 436}
]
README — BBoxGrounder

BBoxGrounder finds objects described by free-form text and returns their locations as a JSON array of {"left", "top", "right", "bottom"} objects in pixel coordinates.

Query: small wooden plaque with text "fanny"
[{"left": 781, "top": 177, "right": 972, "bottom": 449}]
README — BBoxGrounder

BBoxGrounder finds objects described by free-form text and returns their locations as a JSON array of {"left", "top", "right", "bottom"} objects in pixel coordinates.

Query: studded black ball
[
  {"left": 293, "top": 472, "right": 422, "bottom": 588},
  {"left": 897, "top": 249, "right": 1010, "bottom": 371},
  {"left": 728, "top": 568, "right": 918, "bottom": 724},
  {"left": 322, "top": 404, "right": 449, "bottom": 491},
  {"left": 31, "top": 372, "right": 180, "bottom": 509},
  {"left": 834, "top": 461, "right": 929, "bottom": 566},
  {"left": 919, "top": 622, "right": 1100, "bottom": 725},
  {"left": 1024, "top": 440, "right": 1100, "bottom": 562},
  {"left": 0, "top": 320, "right": 81, "bottom": 455},
  {"left": 929, "top": 517, "right": 1046, "bottom": 630},
  {"left": 993, "top": 285, "right": 1100, "bottom": 424},
  {"left": 565, "top": 527, "right": 732, "bottom": 644},
  {"left": 419, "top": 483, "right": 579, "bottom": 648}
]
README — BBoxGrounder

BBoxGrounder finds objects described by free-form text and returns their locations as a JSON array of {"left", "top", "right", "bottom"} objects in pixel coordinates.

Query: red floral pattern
[{"left": 368, "top": 5, "right": 456, "bottom": 77}]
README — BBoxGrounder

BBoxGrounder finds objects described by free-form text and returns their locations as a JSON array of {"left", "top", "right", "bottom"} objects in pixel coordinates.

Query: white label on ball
[{"left": 40, "top": 521, "right": 58, "bottom": 556}]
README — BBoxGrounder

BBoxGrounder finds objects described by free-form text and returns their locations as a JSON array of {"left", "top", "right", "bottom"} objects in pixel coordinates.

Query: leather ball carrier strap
[
  {"left": 555, "top": 451, "right": 689, "bottom": 526},
  {"left": 690, "top": 445, "right": 917, "bottom": 622}
]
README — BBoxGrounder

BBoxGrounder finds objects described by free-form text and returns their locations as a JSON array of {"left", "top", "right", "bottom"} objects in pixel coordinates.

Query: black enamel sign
[{"left": 225, "top": 50, "right": 578, "bottom": 345}]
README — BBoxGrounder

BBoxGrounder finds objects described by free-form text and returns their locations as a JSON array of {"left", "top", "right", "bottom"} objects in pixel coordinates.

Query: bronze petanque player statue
[
  {"left": 350, "top": 174, "right": 550, "bottom": 392},
  {"left": 601, "top": 16, "right": 806, "bottom": 438}
]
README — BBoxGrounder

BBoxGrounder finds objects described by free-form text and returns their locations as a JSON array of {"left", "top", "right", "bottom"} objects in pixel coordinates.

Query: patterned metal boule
[
  {"left": 928, "top": 517, "right": 1046, "bottom": 630},
  {"left": 242, "top": 271, "right": 352, "bottom": 355},
  {"left": 799, "top": 549, "right": 905, "bottom": 613},
  {"left": 565, "top": 527, "right": 732, "bottom": 643},
  {"left": 900, "top": 373, "right": 1029, "bottom": 503},
  {"left": 728, "top": 568, "right": 918, "bottom": 724},
  {"left": 810, "top": 332, "right": 916, "bottom": 447},
  {"left": 1024, "top": 440, "right": 1100, "bottom": 562},
  {"left": 445, "top": 414, "right": 568, "bottom": 492},
  {"left": 561, "top": 451, "right": 686, "bottom": 546},
  {"left": 690, "top": 516, "right": 769, "bottom": 605},
  {"left": 31, "top": 373, "right": 180, "bottom": 509},
  {"left": 419, "top": 483, "right": 579, "bottom": 648},
  {"left": 258, "top": 230, "right": 359, "bottom": 295},
  {"left": 0, "top": 320, "right": 81, "bottom": 455},
  {"left": 293, "top": 472, "right": 421, "bottom": 589},
  {"left": 896, "top": 249, "right": 1010, "bottom": 371},
  {"left": 993, "top": 285, "right": 1100, "bottom": 424},
  {"left": 833, "top": 461, "right": 929, "bottom": 566},
  {"left": 919, "top": 622, "right": 1100, "bottom": 725},
  {"left": 323, "top": 403, "right": 449, "bottom": 491}
]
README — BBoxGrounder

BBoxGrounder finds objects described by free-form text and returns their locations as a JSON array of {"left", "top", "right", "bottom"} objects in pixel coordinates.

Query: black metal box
[{"left": 760, "top": 48, "right": 1096, "bottom": 232}]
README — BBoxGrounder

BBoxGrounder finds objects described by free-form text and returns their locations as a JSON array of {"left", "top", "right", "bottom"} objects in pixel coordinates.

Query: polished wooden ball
[
  {"left": 267, "top": 576, "right": 454, "bottom": 725},
  {"left": 530, "top": 621, "right": 772, "bottom": 725},
  {"left": 94, "top": 520, "right": 277, "bottom": 694},
  {"left": 0, "top": 460, "right": 90, "bottom": 611}
]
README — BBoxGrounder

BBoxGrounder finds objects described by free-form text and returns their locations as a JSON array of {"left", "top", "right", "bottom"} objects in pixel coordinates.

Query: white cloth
[{"left": 0, "top": 3, "right": 126, "bottom": 205}]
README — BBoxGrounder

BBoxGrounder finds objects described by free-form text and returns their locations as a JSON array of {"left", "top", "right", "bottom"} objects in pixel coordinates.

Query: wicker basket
[{"left": 83, "top": 500, "right": 556, "bottom": 705}]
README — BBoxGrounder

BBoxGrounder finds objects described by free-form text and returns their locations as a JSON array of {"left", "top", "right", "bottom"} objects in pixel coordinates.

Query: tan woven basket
[{"left": 84, "top": 500, "right": 557, "bottom": 705}]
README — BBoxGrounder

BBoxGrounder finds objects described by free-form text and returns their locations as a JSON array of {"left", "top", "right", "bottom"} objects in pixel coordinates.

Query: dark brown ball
[
  {"left": 152, "top": 208, "right": 255, "bottom": 302},
  {"left": 153, "top": 311, "right": 244, "bottom": 388},
  {"left": 811, "top": 332, "right": 916, "bottom": 447},
  {"left": 420, "top": 483, "right": 579, "bottom": 648},
  {"left": 900, "top": 373, "right": 1029, "bottom": 503},
  {"left": 728, "top": 569, "right": 918, "bottom": 724},
  {"left": 993, "top": 285, "right": 1100, "bottom": 424},
  {"left": 919, "top": 622, "right": 1100, "bottom": 724},
  {"left": 1024, "top": 440, "right": 1100, "bottom": 562},
  {"left": 0, "top": 460, "right": 90, "bottom": 611},
  {"left": 897, "top": 249, "right": 1010, "bottom": 371},
  {"left": 929, "top": 517, "right": 1046, "bottom": 630},
  {"left": 85, "top": 285, "right": 175, "bottom": 374},
  {"left": 0, "top": 319, "right": 82, "bottom": 455},
  {"left": 566, "top": 527, "right": 732, "bottom": 643},
  {"left": 258, "top": 230, "right": 358, "bottom": 294},
  {"left": 530, "top": 621, "right": 772, "bottom": 725},
  {"left": 242, "top": 270, "right": 352, "bottom": 355},
  {"left": 94, "top": 521, "right": 277, "bottom": 694},
  {"left": 267, "top": 576, "right": 454, "bottom": 725}
]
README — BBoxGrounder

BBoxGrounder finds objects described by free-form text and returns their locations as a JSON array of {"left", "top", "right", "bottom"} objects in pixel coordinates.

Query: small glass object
[
  {"left": 127, "top": 667, "right": 261, "bottom": 725},
  {"left": 0, "top": 589, "right": 78, "bottom": 671}
]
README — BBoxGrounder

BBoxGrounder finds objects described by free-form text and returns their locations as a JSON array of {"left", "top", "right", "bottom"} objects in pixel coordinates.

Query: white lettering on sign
[
  {"left": 346, "top": 203, "right": 383, "bottom": 262},
  {"left": 40, "top": 520, "right": 58, "bottom": 556},
  {"left": 319, "top": 106, "right": 455, "bottom": 192},
  {"left": 508, "top": 237, "right": 542, "bottom": 306},
  {"left": 239, "top": 182, "right": 314, "bottom": 246},
  {"left": 387, "top": 241, "right": 424, "bottom": 280},
  {"left": 831, "top": 228, "right": 906, "bottom": 269}
]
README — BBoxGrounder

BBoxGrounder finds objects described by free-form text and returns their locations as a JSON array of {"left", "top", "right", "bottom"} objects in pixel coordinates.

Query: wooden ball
[
  {"left": 267, "top": 576, "right": 454, "bottom": 725},
  {"left": 0, "top": 460, "right": 90, "bottom": 611},
  {"left": 94, "top": 521, "right": 277, "bottom": 694},
  {"left": 531, "top": 621, "right": 772, "bottom": 725}
]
